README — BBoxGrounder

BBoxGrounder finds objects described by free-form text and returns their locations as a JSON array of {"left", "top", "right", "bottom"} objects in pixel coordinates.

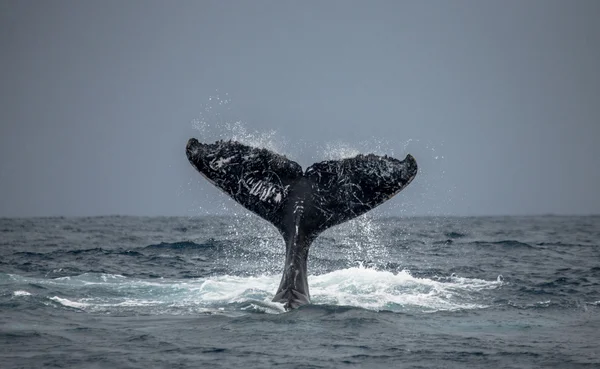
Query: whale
[{"left": 186, "top": 138, "right": 418, "bottom": 310}]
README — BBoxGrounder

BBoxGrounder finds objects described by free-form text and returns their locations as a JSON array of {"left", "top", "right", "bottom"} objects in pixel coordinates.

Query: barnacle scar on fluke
[{"left": 186, "top": 138, "right": 418, "bottom": 310}]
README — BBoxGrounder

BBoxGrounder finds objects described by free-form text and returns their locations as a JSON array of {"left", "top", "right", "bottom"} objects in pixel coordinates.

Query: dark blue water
[{"left": 1, "top": 215, "right": 599, "bottom": 368}]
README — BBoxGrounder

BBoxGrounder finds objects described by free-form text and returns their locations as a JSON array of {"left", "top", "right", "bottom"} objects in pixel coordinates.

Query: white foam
[
  {"left": 13, "top": 290, "right": 32, "bottom": 296},
  {"left": 49, "top": 296, "right": 89, "bottom": 309},
  {"left": 40, "top": 268, "right": 500, "bottom": 315},
  {"left": 308, "top": 267, "right": 500, "bottom": 312},
  {"left": 195, "top": 274, "right": 280, "bottom": 304}
]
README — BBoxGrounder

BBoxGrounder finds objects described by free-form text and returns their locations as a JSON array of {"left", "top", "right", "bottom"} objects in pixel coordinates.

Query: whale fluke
[{"left": 186, "top": 138, "right": 417, "bottom": 310}]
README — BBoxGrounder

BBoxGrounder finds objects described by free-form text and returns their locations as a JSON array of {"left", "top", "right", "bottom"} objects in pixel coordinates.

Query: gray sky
[{"left": 1, "top": 0, "right": 599, "bottom": 217}]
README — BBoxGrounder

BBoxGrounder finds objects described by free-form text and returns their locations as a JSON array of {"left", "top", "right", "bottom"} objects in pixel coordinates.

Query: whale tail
[{"left": 186, "top": 138, "right": 417, "bottom": 309}]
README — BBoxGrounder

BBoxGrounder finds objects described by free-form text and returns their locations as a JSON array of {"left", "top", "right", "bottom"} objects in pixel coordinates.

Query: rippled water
[{"left": 1, "top": 215, "right": 599, "bottom": 368}]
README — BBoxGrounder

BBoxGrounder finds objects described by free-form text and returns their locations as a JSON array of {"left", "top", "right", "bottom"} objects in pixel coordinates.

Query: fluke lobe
[{"left": 186, "top": 138, "right": 417, "bottom": 310}]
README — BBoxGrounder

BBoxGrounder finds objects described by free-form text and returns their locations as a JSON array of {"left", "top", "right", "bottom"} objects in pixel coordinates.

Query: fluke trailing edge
[{"left": 186, "top": 138, "right": 418, "bottom": 310}]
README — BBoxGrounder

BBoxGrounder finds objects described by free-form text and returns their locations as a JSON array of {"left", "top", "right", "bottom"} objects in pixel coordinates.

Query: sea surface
[{"left": 1, "top": 215, "right": 599, "bottom": 368}]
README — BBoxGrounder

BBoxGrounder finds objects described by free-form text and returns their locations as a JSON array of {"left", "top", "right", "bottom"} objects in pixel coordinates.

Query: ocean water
[{"left": 1, "top": 215, "right": 599, "bottom": 368}]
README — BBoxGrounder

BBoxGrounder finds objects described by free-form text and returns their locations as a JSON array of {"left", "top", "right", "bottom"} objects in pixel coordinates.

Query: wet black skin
[
  {"left": 273, "top": 178, "right": 320, "bottom": 309},
  {"left": 186, "top": 138, "right": 417, "bottom": 310}
]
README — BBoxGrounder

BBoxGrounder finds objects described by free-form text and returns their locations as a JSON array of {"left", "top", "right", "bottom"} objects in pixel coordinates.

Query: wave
[
  {"left": 504, "top": 299, "right": 593, "bottom": 310},
  {"left": 444, "top": 231, "right": 467, "bottom": 239},
  {"left": 3, "top": 267, "right": 502, "bottom": 315},
  {"left": 143, "top": 241, "right": 218, "bottom": 250},
  {"left": 468, "top": 240, "right": 535, "bottom": 248}
]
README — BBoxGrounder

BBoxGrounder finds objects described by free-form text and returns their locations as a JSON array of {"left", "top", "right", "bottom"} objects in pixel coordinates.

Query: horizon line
[{"left": 1, "top": 212, "right": 599, "bottom": 220}]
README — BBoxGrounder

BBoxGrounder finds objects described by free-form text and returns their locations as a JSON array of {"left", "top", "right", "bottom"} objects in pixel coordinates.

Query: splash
[
  {"left": 185, "top": 94, "right": 455, "bottom": 285},
  {"left": 319, "top": 141, "right": 361, "bottom": 160},
  {"left": 186, "top": 96, "right": 449, "bottom": 265},
  {"left": 310, "top": 266, "right": 500, "bottom": 312},
  {"left": 26, "top": 269, "right": 501, "bottom": 315},
  {"left": 191, "top": 93, "right": 287, "bottom": 155},
  {"left": 317, "top": 213, "right": 388, "bottom": 264}
]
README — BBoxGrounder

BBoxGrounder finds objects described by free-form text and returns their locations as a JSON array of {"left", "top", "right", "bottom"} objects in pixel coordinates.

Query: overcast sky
[{"left": 1, "top": 0, "right": 599, "bottom": 217}]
